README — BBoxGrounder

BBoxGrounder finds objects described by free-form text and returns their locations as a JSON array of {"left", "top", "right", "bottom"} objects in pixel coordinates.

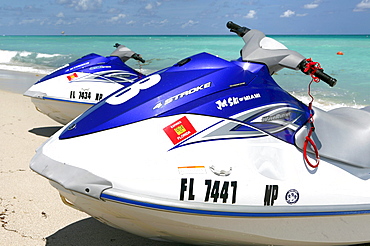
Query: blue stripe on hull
[{"left": 101, "top": 193, "right": 370, "bottom": 218}]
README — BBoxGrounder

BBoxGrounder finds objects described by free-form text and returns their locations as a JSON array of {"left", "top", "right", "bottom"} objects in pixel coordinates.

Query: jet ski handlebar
[
  {"left": 315, "top": 70, "right": 337, "bottom": 87},
  {"left": 299, "top": 60, "right": 337, "bottom": 87},
  {"left": 131, "top": 53, "right": 145, "bottom": 63},
  {"left": 111, "top": 43, "right": 145, "bottom": 63},
  {"left": 226, "top": 21, "right": 250, "bottom": 37},
  {"left": 226, "top": 21, "right": 337, "bottom": 87}
]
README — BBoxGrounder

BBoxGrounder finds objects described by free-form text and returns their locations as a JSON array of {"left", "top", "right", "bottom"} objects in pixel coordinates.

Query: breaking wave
[{"left": 0, "top": 49, "right": 74, "bottom": 74}]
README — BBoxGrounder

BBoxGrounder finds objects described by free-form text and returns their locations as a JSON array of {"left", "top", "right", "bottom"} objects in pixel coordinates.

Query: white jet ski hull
[
  {"left": 29, "top": 97, "right": 92, "bottom": 125},
  {"left": 24, "top": 72, "right": 123, "bottom": 124},
  {"left": 52, "top": 181, "right": 370, "bottom": 246},
  {"left": 31, "top": 114, "right": 370, "bottom": 245}
]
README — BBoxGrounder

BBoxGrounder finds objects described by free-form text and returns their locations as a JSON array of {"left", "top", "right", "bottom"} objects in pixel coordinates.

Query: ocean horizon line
[{"left": 2, "top": 34, "right": 370, "bottom": 37}]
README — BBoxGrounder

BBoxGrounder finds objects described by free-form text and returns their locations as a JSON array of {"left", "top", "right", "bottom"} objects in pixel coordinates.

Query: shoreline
[{"left": 0, "top": 69, "right": 43, "bottom": 94}]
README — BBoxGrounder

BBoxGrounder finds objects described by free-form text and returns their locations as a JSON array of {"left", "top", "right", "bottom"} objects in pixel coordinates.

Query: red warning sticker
[{"left": 163, "top": 116, "right": 196, "bottom": 145}]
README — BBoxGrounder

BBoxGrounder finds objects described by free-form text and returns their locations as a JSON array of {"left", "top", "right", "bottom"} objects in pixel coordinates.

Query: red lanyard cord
[
  {"left": 303, "top": 80, "right": 320, "bottom": 168},
  {"left": 302, "top": 58, "right": 322, "bottom": 168}
]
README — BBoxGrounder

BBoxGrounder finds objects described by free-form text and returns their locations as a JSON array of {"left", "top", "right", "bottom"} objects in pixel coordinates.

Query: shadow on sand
[
  {"left": 45, "top": 217, "right": 190, "bottom": 246},
  {"left": 29, "top": 126, "right": 63, "bottom": 137}
]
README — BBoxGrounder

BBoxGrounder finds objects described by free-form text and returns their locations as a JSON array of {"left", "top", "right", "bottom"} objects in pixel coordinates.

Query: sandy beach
[{"left": 0, "top": 71, "right": 183, "bottom": 245}]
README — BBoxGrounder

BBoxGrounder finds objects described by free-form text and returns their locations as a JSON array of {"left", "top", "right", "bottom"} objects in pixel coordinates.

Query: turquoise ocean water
[{"left": 0, "top": 34, "right": 369, "bottom": 109}]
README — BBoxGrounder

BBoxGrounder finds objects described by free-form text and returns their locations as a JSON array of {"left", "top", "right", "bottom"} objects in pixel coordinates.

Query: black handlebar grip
[
  {"left": 131, "top": 53, "right": 145, "bottom": 63},
  {"left": 315, "top": 69, "right": 337, "bottom": 87},
  {"left": 299, "top": 60, "right": 337, "bottom": 87},
  {"left": 227, "top": 21, "right": 242, "bottom": 30},
  {"left": 226, "top": 21, "right": 250, "bottom": 37}
]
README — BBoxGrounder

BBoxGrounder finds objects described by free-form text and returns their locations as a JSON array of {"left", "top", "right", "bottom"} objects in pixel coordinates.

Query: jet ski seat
[{"left": 295, "top": 106, "right": 370, "bottom": 168}]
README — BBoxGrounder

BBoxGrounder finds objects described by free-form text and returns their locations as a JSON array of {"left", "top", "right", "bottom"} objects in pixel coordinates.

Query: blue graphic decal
[
  {"left": 37, "top": 53, "right": 143, "bottom": 84},
  {"left": 59, "top": 52, "right": 310, "bottom": 142}
]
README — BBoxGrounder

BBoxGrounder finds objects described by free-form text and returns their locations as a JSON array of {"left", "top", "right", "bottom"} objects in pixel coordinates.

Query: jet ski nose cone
[
  {"left": 23, "top": 90, "right": 46, "bottom": 99},
  {"left": 30, "top": 149, "right": 112, "bottom": 199}
]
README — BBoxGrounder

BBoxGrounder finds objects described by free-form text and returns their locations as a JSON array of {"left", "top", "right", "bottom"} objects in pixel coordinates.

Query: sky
[{"left": 0, "top": 0, "right": 369, "bottom": 35}]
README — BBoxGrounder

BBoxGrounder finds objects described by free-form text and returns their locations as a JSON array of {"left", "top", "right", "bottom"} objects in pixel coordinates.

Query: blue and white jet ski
[
  {"left": 30, "top": 22, "right": 370, "bottom": 245},
  {"left": 24, "top": 44, "right": 145, "bottom": 124}
]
